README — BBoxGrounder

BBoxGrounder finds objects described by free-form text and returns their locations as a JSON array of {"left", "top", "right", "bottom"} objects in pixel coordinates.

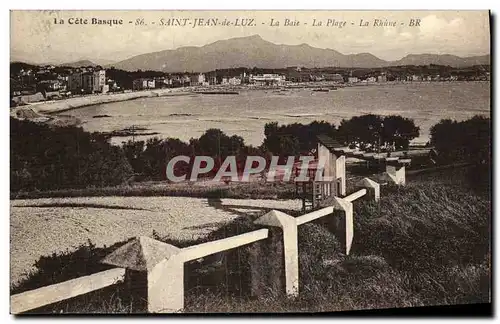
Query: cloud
[
  {"left": 418, "top": 15, "right": 466, "bottom": 41},
  {"left": 412, "top": 14, "right": 489, "bottom": 56},
  {"left": 399, "top": 32, "right": 413, "bottom": 39}
]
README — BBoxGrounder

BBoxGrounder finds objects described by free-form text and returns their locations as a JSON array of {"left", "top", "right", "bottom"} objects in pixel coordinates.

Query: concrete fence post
[
  {"left": 332, "top": 197, "right": 354, "bottom": 255},
  {"left": 102, "top": 230, "right": 269, "bottom": 313},
  {"left": 101, "top": 236, "right": 183, "bottom": 313},
  {"left": 385, "top": 158, "right": 406, "bottom": 186},
  {"left": 148, "top": 255, "right": 185, "bottom": 313},
  {"left": 253, "top": 210, "right": 299, "bottom": 297},
  {"left": 357, "top": 177, "right": 380, "bottom": 201}
]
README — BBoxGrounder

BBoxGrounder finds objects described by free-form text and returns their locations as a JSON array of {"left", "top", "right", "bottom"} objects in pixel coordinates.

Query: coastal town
[{"left": 10, "top": 61, "right": 490, "bottom": 106}]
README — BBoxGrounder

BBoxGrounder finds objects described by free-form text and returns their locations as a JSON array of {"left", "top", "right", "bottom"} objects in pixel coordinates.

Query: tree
[
  {"left": 262, "top": 122, "right": 281, "bottom": 154},
  {"left": 382, "top": 115, "right": 420, "bottom": 150},
  {"left": 262, "top": 121, "right": 337, "bottom": 155},
  {"left": 430, "top": 115, "right": 491, "bottom": 191},
  {"left": 195, "top": 129, "right": 245, "bottom": 157},
  {"left": 337, "top": 114, "right": 419, "bottom": 151},
  {"left": 122, "top": 140, "right": 145, "bottom": 174},
  {"left": 10, "top": 118, "right": 133, "bottom": 192},
  {"left": 337, "top": 114, "right": 384, "bottom": 150},
  {"left": 141, "top": 137, "right": 167, "bottom": 180},
  {"left": 430, "top": 115, "right": 490, "bottom": 164}
]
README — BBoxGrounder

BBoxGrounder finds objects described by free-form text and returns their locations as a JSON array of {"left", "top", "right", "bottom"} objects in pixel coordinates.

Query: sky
[{"left": 10, "top": 10, "right": 491, "bottom": 64}]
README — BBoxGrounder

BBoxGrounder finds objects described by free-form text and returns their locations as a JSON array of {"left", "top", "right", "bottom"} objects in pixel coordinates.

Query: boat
[{"left": 312, "top": 88, "right": 329, "bottom": 92}]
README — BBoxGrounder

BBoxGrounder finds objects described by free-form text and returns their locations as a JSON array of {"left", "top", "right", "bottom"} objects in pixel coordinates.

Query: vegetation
[
  {"left": 10, "top": 118, "right": 133, "bottom": 192},
  {"left": 11, "top": 181, "right": 297, "bottom": 200},
  {"left": 262, "top": 121, "right": 337, "bottom": 155},
  {"left": 10, "top": 114, "right": 490, "bottom": 195},
  {"left": 337, "top": 114, "right": 420, "bottom": 151},
  {"left": 430, "top": 115, "right": 490, "bottom": 164},
  {"left": 430, "top": 115, "right": 491, "bottom": 192}
]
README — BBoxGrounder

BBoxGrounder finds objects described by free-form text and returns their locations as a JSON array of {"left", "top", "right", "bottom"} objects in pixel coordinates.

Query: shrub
[{"left": 10, "top": 118, "right": 133, "bottom": 192}]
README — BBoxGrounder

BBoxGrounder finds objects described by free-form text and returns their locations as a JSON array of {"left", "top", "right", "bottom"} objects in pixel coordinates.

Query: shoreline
[
  {"left": 12, "top": 80, "right": 489, "bottom": 117},
  {"left": 10, "top": 81, "right": 487, "bottom": 145},
  {"left": 26, "top": 88, "right": 194, "bottom": 115},
  {"left": 10, "top": 88, "right": 195, "bottom": 127}
]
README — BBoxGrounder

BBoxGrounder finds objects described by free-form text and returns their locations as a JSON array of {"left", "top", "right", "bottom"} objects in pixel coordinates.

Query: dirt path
[{"left": 10, "top": 196, "right": 301, "bottom": 286}]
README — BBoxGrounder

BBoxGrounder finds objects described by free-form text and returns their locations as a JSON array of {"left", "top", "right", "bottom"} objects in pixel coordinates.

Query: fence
[{"left": 10, "top": 177, "right": 380, "bottom": 314}]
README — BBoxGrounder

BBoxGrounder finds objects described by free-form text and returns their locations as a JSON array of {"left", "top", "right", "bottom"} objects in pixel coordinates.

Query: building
[
  {"left": 37, "top": 80, "right": 62, "bottom": 92},
  {"left": 132, "top": 78, "right": 156, "bottom": 91},
  {"left": 67, "top": 72, "right": 83, "bottom": 92},
  {"left": 169, "top": 75, "right": 185, "bottom": 88},
  {"left": 377, "top": 74, "right": 387, "bottom": 83},
  {"left": 67, "top": 70, "right": 107, "bottom": 94},
  {"left": 228, "top": 77, "right": 241, "bottom": 86},
  {"left": 189, "top": 73, "right": 206, "bottom": 86},
  {"left": 348, "top": 76, "right": 359, "bottom": 83},
  {"left": 208, "top": 75, "right": 218, "bottom": 85},
  {"left": 249, "top": 74, "right": 286, "bottom": 86},
  {"left": 153, "top": 77, "right": 169, "bottom": 88},
  {"left": 163, "top": 77, "right": 173, "bottom": 87},
  {"left": 310, "top": 74, "right": 325, "bottom": 82},
  {"left": 324, "top": 73, "right": 344, "bottom": 83},
  {"left": 93, "top": 70, "right": 107, "bottom": 93},
  {"left": 82, "top": 72, "right": 94, "bottom": 93}
]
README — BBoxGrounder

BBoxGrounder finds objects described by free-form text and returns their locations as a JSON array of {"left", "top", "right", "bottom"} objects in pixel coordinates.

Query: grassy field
[{"left": 10, "top": 167, "right": 490, "bottom": 314}]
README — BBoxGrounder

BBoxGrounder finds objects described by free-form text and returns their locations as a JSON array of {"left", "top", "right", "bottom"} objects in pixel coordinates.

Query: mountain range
[
  {"left": 11, "top": 35, "right": 490, "bottom": 72},
  {"left": 9, "top": 49, "right": 116, "bottom": 67},
  {"left": 106, "top": 35, "right": 490, "bottom": 72}
]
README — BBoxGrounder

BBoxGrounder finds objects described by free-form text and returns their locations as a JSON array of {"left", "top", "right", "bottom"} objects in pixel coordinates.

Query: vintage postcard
[{"left": 10, "top": 10, "right": 491, "bottom": 315}]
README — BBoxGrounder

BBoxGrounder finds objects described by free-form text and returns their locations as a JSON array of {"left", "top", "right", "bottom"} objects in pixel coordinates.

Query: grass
[
  {"left": 11, "top": 180, "right": 298, "bottom": 200},
  {"left": 11, "top": 163, "right": 483, "bottom": 202},
  {"left": 10, "top": 168, "right": 491, "bottom": 314}
]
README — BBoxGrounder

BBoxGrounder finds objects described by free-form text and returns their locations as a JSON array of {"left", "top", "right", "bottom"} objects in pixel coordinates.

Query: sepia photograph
[{"left": 9, "top": 9, "right": 491, "bottom": 315}]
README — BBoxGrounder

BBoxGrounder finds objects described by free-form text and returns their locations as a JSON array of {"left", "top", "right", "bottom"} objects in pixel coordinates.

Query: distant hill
[
  {"left": 60, "top": 59, "right": 117, "bottom": 67},
  {"left": 10, "top": 50, "right": 113, "bottom": 67},
  {"left": 60, "top": 60, "right": 98, "bottom": 68},
  {"left": 392, "top": 54, "right": 490, "bottom": 68},
  {"left": 108, "top": 35, "right": 490, "bottom": 72}
]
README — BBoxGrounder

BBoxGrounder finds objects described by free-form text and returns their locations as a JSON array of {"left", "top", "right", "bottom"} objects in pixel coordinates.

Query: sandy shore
[
  {"left": 10, "top": 196, "right": 301, "bottom": 286},
  {"left": 28, "top": 88, "right": 193, "bottom": 115},
  {"left": 10, "top": 88, "right": 194, "bottom": 127}
]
